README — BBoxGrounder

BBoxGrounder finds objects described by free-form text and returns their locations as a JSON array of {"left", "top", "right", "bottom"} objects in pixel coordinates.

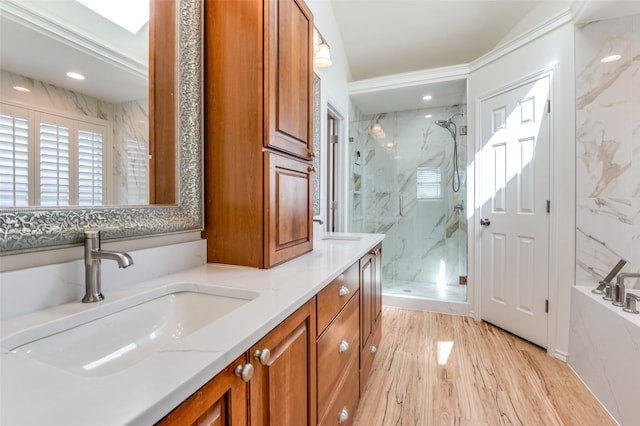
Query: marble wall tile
[
  {"left": 575, "top": 15, "right": 640, "bottom": 287},
  {"left": 350, "top": 106, "right": 467, "bottom": 287}
]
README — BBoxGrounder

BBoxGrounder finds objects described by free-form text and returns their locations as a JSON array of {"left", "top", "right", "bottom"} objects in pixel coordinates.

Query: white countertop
[{"left": 0, "top": 233, "right": 384, "bottom": 425}]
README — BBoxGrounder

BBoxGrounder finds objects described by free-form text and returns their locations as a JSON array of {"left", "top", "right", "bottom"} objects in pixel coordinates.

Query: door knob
[{"left": 480, "top": 218, "right": 491, "bottom": 226}]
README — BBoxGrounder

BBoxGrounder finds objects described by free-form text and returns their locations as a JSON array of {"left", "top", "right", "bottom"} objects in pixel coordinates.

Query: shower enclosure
[{"left": 349, "top": 107, "right": 467, "bottom": 302}]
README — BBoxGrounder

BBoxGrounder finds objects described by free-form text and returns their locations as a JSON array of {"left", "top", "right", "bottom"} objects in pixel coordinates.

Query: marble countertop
[{"left": 0, "top": 233, "right": 384, "bottom": 425}]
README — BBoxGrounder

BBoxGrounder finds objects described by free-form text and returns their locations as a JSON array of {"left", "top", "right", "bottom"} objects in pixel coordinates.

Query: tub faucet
[
  {"left": 593, "top": 259, "right": 627, "bottom": 294},
  {"left": 612, "top": 273, "right": 640, "bottom": 308},
  {"left": 83, "top": 229, "right": 133, "bottom": 303}
]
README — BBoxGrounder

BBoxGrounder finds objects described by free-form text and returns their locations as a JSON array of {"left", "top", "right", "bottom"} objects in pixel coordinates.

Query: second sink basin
[{"left": 4, "top": 284, "right": 257, "bottom": 376}]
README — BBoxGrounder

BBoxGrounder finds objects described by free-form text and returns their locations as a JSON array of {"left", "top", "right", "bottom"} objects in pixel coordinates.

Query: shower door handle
[
  {"left": 399, "top": 193, "right": 404, "bottom": 216},
  {"left": 480, "top": 218, "right": 491, "bottom": 226}
]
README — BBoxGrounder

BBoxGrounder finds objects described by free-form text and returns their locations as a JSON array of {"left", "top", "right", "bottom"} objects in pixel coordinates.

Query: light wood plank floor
[{"left": 353, "top": 307, "right": 615, "bottom": 426}]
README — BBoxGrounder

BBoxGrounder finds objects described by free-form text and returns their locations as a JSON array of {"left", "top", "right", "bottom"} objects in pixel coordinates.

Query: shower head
[{"left": 435, "top": 119, "right": 449, "bottom": 128}]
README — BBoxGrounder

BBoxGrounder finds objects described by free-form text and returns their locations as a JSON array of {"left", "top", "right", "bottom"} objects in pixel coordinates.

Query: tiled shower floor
[{"left": 383, "top": 279, "right": 467, "bottom": 302}]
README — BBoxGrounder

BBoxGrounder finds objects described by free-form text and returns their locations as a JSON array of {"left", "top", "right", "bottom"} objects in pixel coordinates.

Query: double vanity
[{"left": 0, "top": 233, "right": 383, "bottom": 425}]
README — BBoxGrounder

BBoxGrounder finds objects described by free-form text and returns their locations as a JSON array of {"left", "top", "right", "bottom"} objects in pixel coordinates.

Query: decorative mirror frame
[{"left": 0, "top": 0, "right": 202, "bottom": 253}]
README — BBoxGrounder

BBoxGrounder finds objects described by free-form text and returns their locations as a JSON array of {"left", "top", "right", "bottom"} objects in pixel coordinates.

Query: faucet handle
[{"left": 623, "top": 294, "right": 640, "bottom": 314}]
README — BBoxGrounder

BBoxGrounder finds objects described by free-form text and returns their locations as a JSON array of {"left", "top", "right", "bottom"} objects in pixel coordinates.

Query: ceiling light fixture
[
  {"left": 600, "top": 54, "right": 622, "bottom": 63},
  {"left": 424, "top": 114, "right": 432, "bottom": 118},
  {"left": 423, "top": 95, "right": 432, "bottom": 101},
  {"left": 67, "top": 71, "right": 86, "bottom": 80},
  {"left": 313, "top": 27, "right": 332, "bottom": 68},
  {"left": 13, "top": 86, "right": 31, "bottom": 93}
]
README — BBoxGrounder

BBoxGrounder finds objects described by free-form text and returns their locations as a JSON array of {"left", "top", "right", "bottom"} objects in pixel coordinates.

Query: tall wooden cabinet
[{"left": 202, "top": 0, "right": 314, "bottom": 268}]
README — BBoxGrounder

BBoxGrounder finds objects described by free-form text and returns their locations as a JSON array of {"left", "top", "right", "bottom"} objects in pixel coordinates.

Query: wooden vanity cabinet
[
  {"left": 250, "top": 298, "right": 317, "bottom": 426},
  {"left": 316, "top": 261, "right": 361, "bottom": 425},
  {"left": 156, "top": 354, "right": 248, "bottom": 426},
  {"left": 359, "top": 244, "right": 382, "bottom": 394},
  {"left": 202, "top": 0, "right": 314, "bottom": 269}
]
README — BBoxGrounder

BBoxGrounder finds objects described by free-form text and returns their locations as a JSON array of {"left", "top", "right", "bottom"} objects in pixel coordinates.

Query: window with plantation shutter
[
  {"left": 0, "top": 102, "right": 109, "bottom": 207},
  {"left": 417, "top": 167, "right": 442, "bottom": 200},
  {"left": 0, "top": 111, "right": 30, "bottom": 207}
]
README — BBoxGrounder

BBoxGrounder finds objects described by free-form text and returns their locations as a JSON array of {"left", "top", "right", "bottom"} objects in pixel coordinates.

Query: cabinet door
[
  {"left": 359, "top": 248, "right": 382, "bottom": 395},
  {"left": 157, "top": 355, "right": 248, "bottom": 426},
  {"left": 264, "top": 152, "right": 313, "bottom": 267},
  {"left": 250, "top": 298, "right": 317, "bottom": 426},
  {"left": 265, "top": 0, "right": 314, "bottom": 159}
]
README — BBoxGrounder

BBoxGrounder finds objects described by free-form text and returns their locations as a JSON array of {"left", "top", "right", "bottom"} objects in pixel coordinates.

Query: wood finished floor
[{"left": 353, "top": 307, "right": 615, "bottom": 426}]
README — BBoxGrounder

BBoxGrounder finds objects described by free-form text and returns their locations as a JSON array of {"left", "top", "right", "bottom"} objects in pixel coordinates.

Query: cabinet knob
[
  {"left": 338, "top": 286, "right": 350, "bottom": 297},
  {"left": 309, "top": 150, "right": 316, "bottom": 158},
  {"left": 339, "top": 407, "right": 349, "bottom": 424},
  {"left": 308, "top": 165, "right": 316, "bottom": 173},
  {"left": 339, "top": 339, "right": 350, "bottom": 353},
  {"left": 370, "top": 345, "right": 377, "bottom": 354},
  {"left": 253, "top": 348, "right": 271, "bottom": 365},
  {"left": 234, "top": 363, "right": 254, "bottom": 382}
]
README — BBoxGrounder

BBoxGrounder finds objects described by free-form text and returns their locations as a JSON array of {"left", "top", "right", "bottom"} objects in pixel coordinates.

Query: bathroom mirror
[{"left": 0, "top": 0, "right": 202, "bottom": 252}]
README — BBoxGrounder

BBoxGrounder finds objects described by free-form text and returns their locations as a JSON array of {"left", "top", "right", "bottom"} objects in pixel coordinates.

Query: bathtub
[{"left": 568, "top": 285, "right": 640, "bottom": 425}]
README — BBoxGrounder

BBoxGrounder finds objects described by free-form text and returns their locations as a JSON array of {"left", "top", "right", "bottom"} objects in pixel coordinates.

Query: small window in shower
[{"left": 417, "top": 167, "right": 442, "bottom": 200}]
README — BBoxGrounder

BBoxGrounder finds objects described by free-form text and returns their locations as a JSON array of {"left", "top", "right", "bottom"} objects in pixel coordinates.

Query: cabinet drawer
[
  {"left": 318, "top": 358, "right": 359, "bottom": 426},
  {"left": 317, "top": 293, "right": 359, "bottom": 417},
  {"left": 317, "top": 261, "right": 359, "bottom": 335}
]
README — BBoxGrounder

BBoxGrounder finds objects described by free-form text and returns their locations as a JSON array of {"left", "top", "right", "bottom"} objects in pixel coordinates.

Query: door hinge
[
  {"left": 546, "top": 200, "right": 550, "bottom": 213},
  {"left": 330, "top": 135, "right": 339, "bottom": 145},
  {"left": 545, "top": 299, "right": 549, "bottom": 313},
  {"left": 547, "top": 100, "right": 551, "bottom": 113},
  {"left": 330, "top": 201, "right": 338, "bottom": 210}
]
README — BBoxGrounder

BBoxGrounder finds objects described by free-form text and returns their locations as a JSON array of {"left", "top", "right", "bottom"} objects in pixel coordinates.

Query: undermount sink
[
  {"left": 3, "top": 284, "right": 257, "bottom": 377},
  {"left": 321, "top": 235, "right": 363, "bottom": 242}
]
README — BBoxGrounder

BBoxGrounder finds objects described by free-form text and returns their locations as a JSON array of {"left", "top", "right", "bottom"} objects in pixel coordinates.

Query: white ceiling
[
  {"left": 0, "top": 0, "right": 148, "bottom": 104},
  {"left": 331, "top": 0, "right": 542, "bottom": 81},
  {"left": 333, "top": 0, "right": 640, "bottom": 115}
]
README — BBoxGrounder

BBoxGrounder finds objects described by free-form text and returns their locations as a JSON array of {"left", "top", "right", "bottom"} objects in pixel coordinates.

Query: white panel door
[{"left": 479, "top": 76, "right": 550, "bottom": 348}]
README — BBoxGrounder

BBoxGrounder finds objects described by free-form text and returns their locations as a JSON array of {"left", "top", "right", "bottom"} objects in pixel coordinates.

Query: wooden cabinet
[
  {"left": 359, "top": 243, "right": 382, "bottom": 394},
  {"left": 250, "top": 299, "right": 317, "bottom": 426},
  {"left": 156, "top": 355, "right": 249, "bottom": 426},
  {"left": 265, "top": 152, "right": 313, "bottom": 267},
  {"left": 202, "top": 0, "right": 314, "bottom": 268},
  {"left": 159, "top": 245, "right": 383, "bottom": 426},
  {"left": 316, "top": 261, "right": 361, "bottom": 425}
]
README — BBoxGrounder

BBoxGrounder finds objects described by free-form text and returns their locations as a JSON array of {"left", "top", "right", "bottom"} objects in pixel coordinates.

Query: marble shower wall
[
  {"left": 350, "top": 107, "right": 467, "bottom": 286},
  {"left": 575, "top": 15, "right": 640, "bottom": 288},
  {"left": 0, "top": 70, "right": 149, "bottom": 205}
]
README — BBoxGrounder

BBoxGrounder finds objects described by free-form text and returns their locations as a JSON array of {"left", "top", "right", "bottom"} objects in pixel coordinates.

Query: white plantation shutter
[
  {"left": 126, "top": 138, "right": 148, "bottom": 204},
  {"left": 0, "top": 112, "right": 30, "bottom": 207},
  {"left": 417, "top": 167, "right": 442, "bottom": 200},
  {"left": 0, "top": 102, "right": 109, "bottom": 206},
  {"left": 78, "top": 129, "right": 104, "bottom": 206},
  {"left": 39, "top": 121, "right": 71, "bottom": 206}
]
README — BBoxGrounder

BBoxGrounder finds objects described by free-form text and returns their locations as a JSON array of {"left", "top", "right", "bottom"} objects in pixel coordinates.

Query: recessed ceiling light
[
  {"left": 423, "top": 95, "right": 433, "bottom": 101},
  {"left": 600, "top": 54, "right": 622, "bottom": 63},
  {"left": 13, "top": 86, "right": 31, "bottom": 93},
  {"left": 424, "top": 114, "right": 432, "bottom": 118},
  {"left": 67, "top": 72, "right": 86, "bottom": 80}
]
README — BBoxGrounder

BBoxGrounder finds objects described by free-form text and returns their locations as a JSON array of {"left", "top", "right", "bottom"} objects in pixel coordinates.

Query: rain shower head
[{"left": 435, "top": 119, "right": 449, "bottom": 127}]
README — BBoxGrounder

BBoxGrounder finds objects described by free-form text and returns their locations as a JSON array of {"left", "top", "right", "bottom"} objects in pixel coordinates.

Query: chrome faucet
[
  {"left": 612, "top": 273, "right": 640, "bottom": 308},
  {"left": 623, "top": 293, "right": 640, "bottom": 314},
  {"left": 83, "top": 229, "right": 133, "bottom": 303}
]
